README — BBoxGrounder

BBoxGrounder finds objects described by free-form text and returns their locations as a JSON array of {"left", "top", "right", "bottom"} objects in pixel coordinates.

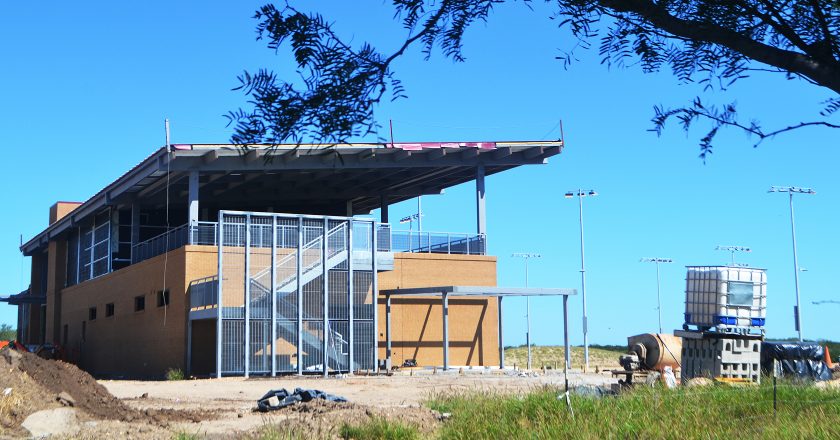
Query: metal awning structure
[
  {"left": 0, "top": 289, "right": 45, "bottom": 306},
  {"left": 21, "top": 141, "right": 562, "bottom": 255},
  {"left": 379, "top": 286, "right": 577, "bottom": 371}
]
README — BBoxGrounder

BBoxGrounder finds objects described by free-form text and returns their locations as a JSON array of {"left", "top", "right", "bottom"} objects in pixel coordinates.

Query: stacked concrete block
[
  {"left": 679, "top": 266, "right": 767, "bottom": 384},
  {"left": 680, "top": 334, "right": 762, "bottom": 384}
]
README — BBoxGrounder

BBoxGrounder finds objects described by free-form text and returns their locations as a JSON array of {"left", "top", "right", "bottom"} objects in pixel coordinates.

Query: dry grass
[{"left": 503, "top": 345, "right": 623, "bottom": 371}]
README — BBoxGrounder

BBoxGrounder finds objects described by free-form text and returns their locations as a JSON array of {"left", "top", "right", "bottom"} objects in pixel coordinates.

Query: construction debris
[{"left": 257, "top": 388, "right": 348, "bottom": 412}]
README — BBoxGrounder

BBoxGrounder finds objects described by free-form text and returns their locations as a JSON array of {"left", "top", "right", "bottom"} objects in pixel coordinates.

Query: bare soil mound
[{"left": 0, "top": 347, "right": 215, "bottom": 435}]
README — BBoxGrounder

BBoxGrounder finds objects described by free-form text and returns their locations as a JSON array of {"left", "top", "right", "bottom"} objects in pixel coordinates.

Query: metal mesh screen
[{"left": 217, "top": 211, "right": 376, "bottom": 376}]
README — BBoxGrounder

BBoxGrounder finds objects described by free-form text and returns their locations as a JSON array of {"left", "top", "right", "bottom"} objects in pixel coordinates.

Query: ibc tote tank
[{"left": 684, "top": 266, "right": 767, "bottom": 330}]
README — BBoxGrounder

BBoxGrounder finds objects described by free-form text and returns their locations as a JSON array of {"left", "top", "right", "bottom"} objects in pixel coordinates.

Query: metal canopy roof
[
  {"left": 21, "top": 140, "right": 562, "bottom": 255},
  {"left": 0, "top": 289, "right": 45, "bottom": 305},
  {"left": 380, "top": 286, "right": 577, "bottom": 297}
]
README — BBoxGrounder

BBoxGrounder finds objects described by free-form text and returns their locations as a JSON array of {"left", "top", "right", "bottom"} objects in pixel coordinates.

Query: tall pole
[
  {"left": 789, "top": 192, "right": 803, "bottom": 342},
  {"left": 565, "top": 190, "right": 596, "bottom": 370},
  {"left": 641, "top": 258, "right": 672, "bottom": 334},
  {"left": 512, "top": 252, "right": 540, "bottom": 370},
  {"left": 769, "top": 186, "right": 815, "bottom": 342},
  {"left": 655, "top": 261, "right": 663, "bottom": 334}
]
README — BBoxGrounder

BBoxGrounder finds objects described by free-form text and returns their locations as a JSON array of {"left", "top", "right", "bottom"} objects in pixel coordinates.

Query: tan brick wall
[
  {"left": 377, "top": 253, "right": 499, "bottom": 367},
  {"left": 58, "top": 246, "right": 500, "bottom": 376}
]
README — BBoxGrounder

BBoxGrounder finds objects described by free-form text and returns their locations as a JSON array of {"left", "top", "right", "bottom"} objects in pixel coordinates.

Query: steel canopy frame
[{"left": 379, "top": 286, "right": 577, "bottom": 372}]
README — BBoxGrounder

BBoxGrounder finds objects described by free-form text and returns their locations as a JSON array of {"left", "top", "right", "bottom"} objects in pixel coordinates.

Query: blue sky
[{"left": 1, "top": 1, "right": 838, "bottom": 345}]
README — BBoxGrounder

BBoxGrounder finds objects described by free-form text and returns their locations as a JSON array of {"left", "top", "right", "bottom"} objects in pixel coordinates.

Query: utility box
[
  {"left": 677, "top": 331, "right": 762, "bottom": 384},
  {"left": 684, "top": 266, "right": 767, "bottom": 332}
]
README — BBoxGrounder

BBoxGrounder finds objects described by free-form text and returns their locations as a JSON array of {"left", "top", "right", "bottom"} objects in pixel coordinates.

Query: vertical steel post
[
  {"left": 380, "top": 195, "right": 389, "bottom": 223},
  {"left": 497, "top": 296, "right": 504, "bottom": 369},
  {"left": 577, "top": 190, "right": 590, "bottom": 370},
  {"left": 655, "top": 261, "right": 663, "bottom": 334},
  {"left": 216, "top": 213, "right": 224, "bottom": 378},
  {"left": 296, "top": 217, "right": 303, "bottom": 375},
  {"left": 186, "top": 319, "right": 192, "bottom": 376},
  {"left": 130, "top": 204, "right": 140, "bottom": 263},
  {"left": 476, "top": 164, "right": 486, "bottom": 236},
  {"left": 372, "top": 221, "right": 379, "bottom": 373},
  {"left": 348, "top": 219, "right": 354, "bottom": 373},
  {"left": 188, "top": 171, "right": 199, "bottom": 239},
  {"left": 244, "top": 214, "right": 251, "bottom": 378},
  {"left": 270, "top": 216, "right": 277, "bottom": 376},
  {"left": 789, "top": 192, "right": 803, "bottom": 341},
  {"left": 417, "top": 196, "right": 422, "bottom": 232},
  {"left": 385, "top": 294, "right": 392, "bottom": 370},
  {"left": 322, "top": 217, "right": 329, "bottom": 377},
  {"left": 526, "top": 258, "right": 531, "bottom": 371},
  {"left": 563, "top": 294, "right": 570, "bottom": 373},
  {"left": 442, "top": 292, "right": 449, "bottom": 371}
]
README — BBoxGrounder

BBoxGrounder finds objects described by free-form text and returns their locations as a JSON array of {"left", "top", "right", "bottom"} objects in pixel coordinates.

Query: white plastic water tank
[{"left": 684, "top": 266, "right": 767, "bottom": 329}]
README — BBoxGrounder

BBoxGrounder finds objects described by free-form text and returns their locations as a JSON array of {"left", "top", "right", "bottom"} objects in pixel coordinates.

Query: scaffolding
[{"left": 204, "top": 211, "right": 379, "bottom": 377}]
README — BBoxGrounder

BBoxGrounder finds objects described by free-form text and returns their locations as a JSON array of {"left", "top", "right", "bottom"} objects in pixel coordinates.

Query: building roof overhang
[{"left": 21, "top": 140, "right": 563, "bottom": 255}]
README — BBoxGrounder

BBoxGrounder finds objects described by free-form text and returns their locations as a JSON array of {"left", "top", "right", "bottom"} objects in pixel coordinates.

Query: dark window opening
[
  {"left": 157, "top": 289, "right": 170, "bottom": 307},
  {"left": 135, "top": 295, "right": 145, "bottom": 312},
  {"left": 105, "top": 303, "right": 115, "bottom": 317},
  {"left": 88, "top": 307, "right": 97, "bottom": 321}
]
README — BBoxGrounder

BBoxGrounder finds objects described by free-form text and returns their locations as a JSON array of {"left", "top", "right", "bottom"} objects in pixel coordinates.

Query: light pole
[
  {"left": 565, "top": 189, "right": 596, "bottom": 370},
  {"left": 715, "top": 245, "right": 751, "bottom": 266},
  {"left": 641, "top": 258, "right": 673, "bottom": 334},
  {"left": 769, "top": 186, "right": 815, "bottom": 342},
  {"left": 512, "top": 252, "right": 541, "bottom": 370}
]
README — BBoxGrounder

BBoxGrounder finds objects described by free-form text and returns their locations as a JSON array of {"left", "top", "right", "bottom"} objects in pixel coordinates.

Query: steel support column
[
  {"left": 270, "top": 216, "right": 277, "bottom": 376},
  {"left": 347, "top": 219, "right": 354, "bottom": 373},
  {"left": 380, "top": 195, "right": 389, "bottom": 223},
  {"left": 296, "top": 217, "right": 303, "bottom": 375},
  {"left": 372, "top": 224, "right": 379, "bottom": 373},
  {"left": 130, "top": 203, "right": 140, "bottom": 262},
  {"left": 476, "top": 164, "right": 486, "bottom": 236},
  {"left": 563, "top": 295, "right": 570, "bottom": 372},
  {"left": 386, "top": 294, "right": 392, "bottom": 369},
  {"left": 322, "top": 217, "right": 329, "bottom": 377},
  {"left": 188, "top": 170, "right": 199, "bottom": 232},
  {"left": 216, "top": 215, "right": 224, "bottom": 378},
  {"left": 244, "top": 214, "right": 251, "bottom": 378},
  {"left": 497, "top": 296, "right": 504, "bottom": 369},
  {"left": 442, "top": 292, "right": 449, "bottom": 371}
]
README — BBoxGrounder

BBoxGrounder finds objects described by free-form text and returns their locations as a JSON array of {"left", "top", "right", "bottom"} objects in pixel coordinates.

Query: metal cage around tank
[{"left": 215, "top": 211, "right": 379, "bottom": 377}]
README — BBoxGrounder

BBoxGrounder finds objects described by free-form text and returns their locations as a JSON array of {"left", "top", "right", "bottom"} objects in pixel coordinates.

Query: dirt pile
[{"left": 0, "top": 347, "right": 214, "bottom": 436}]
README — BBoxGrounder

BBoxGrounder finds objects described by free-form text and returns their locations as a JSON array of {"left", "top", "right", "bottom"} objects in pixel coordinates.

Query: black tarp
[
  {"left": 761, "top": 341, "right": 832, "bottom": 381},
  {"left": 257, "top": 388, "right": 348, "bottom": 412}
]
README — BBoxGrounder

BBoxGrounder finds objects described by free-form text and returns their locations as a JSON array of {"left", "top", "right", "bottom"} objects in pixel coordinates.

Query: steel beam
[
  {"left": 244, "top": 213, "right": 251, "bottom": 378},
  {"left": 498, "top": 296, "right": 504, "bottom": 369},
  {"left": 442, "top": 293, "right": 449, "bottom": 371},
  {"left": 476, "top": 164, "right": 487, "bottom": 236},
  {"left": 322, "top": 217, "right": 329, "bottom": 377}
]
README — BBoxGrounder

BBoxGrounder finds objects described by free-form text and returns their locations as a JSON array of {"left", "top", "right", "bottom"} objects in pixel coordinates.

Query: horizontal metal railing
[
  {"left": 390, "top": 230, "right": 486, "bottom": 255},
  {"left": 133, "top": 220, "right": 485, "bottom": 265},
  {"left": 188, "top": 275, "right": 218, "bottom": 310}
]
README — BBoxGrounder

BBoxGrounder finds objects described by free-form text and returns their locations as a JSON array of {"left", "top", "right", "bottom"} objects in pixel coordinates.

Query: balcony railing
[
  {"left": 130, "top": 220, "right": 484, "bottom": 264},
  {"left": 390, "top": 230, "right": 486, "bottom": 255}
]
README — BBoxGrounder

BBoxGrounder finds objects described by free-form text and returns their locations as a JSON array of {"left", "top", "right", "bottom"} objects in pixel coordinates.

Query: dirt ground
[
  {"left": 97, "top": 370, "right": 615, "bottom": 438},
  {"left": 0, "top": 346, "right": 615, "bottom": 439}
]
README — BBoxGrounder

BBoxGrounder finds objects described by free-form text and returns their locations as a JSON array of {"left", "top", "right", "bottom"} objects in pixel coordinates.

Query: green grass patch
[
  {"left": 426, "top": 383, "right": 840, "bottom": 439},
  {"left": 339, "top": 417, "right": 421, "bottom": 440},
  {"left": 165, "top": 367, "right": 185, "bottom": 381}
]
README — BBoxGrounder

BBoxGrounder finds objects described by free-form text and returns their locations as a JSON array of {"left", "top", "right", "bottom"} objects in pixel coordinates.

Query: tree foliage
[
  {"left": 228, "top": 1, "right": 840, "bottom": 159},
  {"left": 0, "top": 323, "right": 16, "bottom": 341}
]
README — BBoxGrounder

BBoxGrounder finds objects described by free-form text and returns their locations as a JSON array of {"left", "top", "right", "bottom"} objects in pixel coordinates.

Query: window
[
  {"left": 105, "top": 303, "right": 115, "bottom": 317},
  {"left": 88, "top": 307, "right": 97, "bottom": 321},
  {"left": 157, "top": 289, "right": 170, "bottom": 307},
  {"left": 727, "top": 281, "right": 754, "bottom": 306},
  {"left": 134, "top": 295, "right": 145, "bottom": 312}
]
